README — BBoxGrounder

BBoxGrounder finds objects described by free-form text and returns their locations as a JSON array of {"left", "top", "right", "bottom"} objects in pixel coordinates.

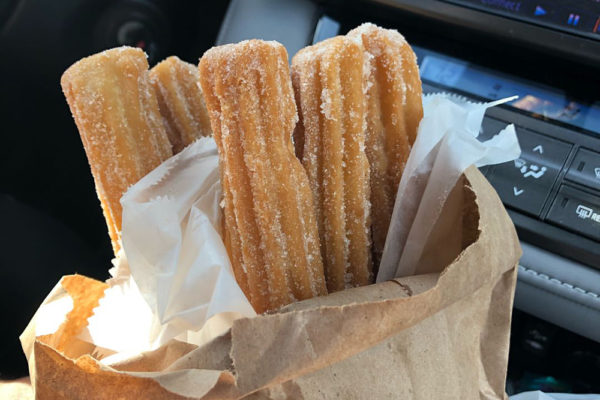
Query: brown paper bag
[{"left": 20, "top": 167, "right": 521, "bottom": 399}]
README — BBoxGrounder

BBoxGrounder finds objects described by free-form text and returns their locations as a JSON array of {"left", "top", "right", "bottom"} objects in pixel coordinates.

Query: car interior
[{"left": 1, "top": 0, "right": 599, "bottom": 394}]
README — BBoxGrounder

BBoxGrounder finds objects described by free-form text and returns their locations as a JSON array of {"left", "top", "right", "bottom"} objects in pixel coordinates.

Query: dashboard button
[
  {"left": 487, "top": 126, "right": 572, "bottom": 216},
  {"left": 565, "top": 148, "right": 600, "bottom": 191},
  {"left": 547, "top": 186, "right": 600, "bottom": 242}
]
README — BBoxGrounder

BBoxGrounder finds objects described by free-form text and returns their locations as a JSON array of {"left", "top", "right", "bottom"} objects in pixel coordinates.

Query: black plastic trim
[
  {"left": 361, "top": 0, "right": 600, "bottom": 67},
  {"left": 509, "top": 209, "right": 600, "bottom": 269}
]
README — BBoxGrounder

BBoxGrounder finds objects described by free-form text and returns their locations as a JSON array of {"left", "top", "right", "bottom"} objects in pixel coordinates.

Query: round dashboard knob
[{"left": 93, "top": 0, "right": 170, "bottom": 64}]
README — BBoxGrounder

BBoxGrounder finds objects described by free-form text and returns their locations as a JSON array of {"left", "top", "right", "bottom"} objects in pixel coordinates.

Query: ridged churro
[
  {"left": 347, "top": 23, "right": 423, "bottom": 266},
  {"left": 199, "top": 40, "right": 327, "bottom": 313},
  {"left": 292, "top": 36, "right": 372, "bottom": 292},
  {"left": 61, "top": 47, "right": 173, "bottom": 254},
  {"left": 150, "top": 56, "right": 212, "bottom": 153}
]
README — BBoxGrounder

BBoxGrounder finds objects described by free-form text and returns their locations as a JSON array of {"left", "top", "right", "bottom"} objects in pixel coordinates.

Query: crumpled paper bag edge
[
  {"left": 32, "top": 338, "right": 239, "bottom": 400},
  {"left": 227, "top": 166, "right": 522, "bottom": 394}
]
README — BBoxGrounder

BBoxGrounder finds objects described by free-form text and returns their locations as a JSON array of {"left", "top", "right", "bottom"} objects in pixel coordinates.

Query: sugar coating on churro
[
  {"left": 150, "top": 56, "right": 212, "bottom": 153},
  {"left": 347, "top": 23, "right": 423, "bottom": 267},
  {"left": 292, "top": 36, "right": 373, "bottom": 292},
  {"left": 199, "top": 40, "right": 327, "bottom": 313},
  {"left": 61, "top": 47, "right": 173, "bottom": 254}
]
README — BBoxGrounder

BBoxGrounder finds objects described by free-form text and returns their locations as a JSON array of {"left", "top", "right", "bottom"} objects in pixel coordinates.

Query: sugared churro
[
  {"left": 150, "top": 56, "right": 212, "bottom": 153},
  {"left": 199, "top": 40, "right": 327, "bottom": 313},
  {"left": 61, "top": 47, "right": 173, "bottom": 254},
  {"left": 292, "top": 36, "right": 372, "bottom": 292},
  {"left": 347, "top": 23, "right": 423, "bottom": 266}
]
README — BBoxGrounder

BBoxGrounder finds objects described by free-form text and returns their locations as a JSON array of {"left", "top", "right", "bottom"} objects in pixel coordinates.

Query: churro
[
  {"left": 348, "top": 23, "right": 423, "bottom": 266},
  {"left": 150, "top": 56, "right": 212, "bottom": 153},
  {"left": 61, "top": 47, "right": 172, "bottom": 254},
  {"left": 199, "top": 40, "right": 327, "bottom": 313},
  {"left": 292, "top": 36, "right": 372, "bottom": 292}
]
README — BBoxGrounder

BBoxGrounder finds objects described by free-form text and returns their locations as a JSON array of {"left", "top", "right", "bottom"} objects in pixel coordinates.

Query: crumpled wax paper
[
  {"left": 80, "top": 137, "right": 255, "bottom": 358},
  {"left": 378, "top": 94, "right": 522, "bottom": 281}
]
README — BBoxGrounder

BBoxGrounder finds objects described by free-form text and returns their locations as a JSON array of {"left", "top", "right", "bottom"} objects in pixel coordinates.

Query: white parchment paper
[
  {"left": 82, "top": 137, "right": 255, "bottom": 356},
  {"left": 377, "top": 94, "right": 521, "bottom": 281}
]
